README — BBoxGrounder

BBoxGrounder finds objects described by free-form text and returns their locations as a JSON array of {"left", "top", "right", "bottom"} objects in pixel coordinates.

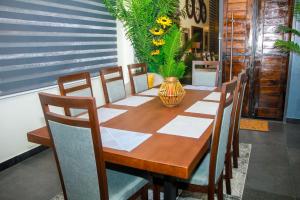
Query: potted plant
[
  {"left": 148, "top": 17, "right": 186, "bottom": 107},
  {"left": 104, "top": 0, "right": 189, "bottom": 107}
]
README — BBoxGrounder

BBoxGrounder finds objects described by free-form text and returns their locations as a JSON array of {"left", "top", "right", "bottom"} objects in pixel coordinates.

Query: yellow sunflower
[
  {"left": 152, "top": 39, "right": 165, "bottom": 46},
  {"left": 156, "top": 16, "right": 172, "bottom": 29},
  {"left": 151, "top": 50, "right": 160, "bottom": 56},
  {"left": 150, "top": 28, "right": 164, "bottom": 36}
]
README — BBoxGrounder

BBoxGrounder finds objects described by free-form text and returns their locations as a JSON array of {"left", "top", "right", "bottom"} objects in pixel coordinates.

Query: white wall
[{"left": 0, "top": 21, "right": 134, "bottom": 163}]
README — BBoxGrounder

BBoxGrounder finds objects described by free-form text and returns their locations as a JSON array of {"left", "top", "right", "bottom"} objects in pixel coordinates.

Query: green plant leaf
[
  {"left": 103, "top": 0, "right": 185, "bottom": 75},
  {"left": 277, "top": 25, "right": 300, "bottom": 37},
  {"left": 274, "top": 40, "right": 300, "bottom": 54},
  {"left": 158, "top": 25, "right": 186, "bottom": 78}
]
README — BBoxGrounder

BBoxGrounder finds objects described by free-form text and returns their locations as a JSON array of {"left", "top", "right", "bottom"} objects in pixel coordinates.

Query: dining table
[{"left": 27, "top": 87, "right": 219, "bottom": 200}]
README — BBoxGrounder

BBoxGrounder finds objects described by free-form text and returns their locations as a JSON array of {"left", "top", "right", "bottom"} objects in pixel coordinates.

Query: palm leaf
[
  {"left": 277, "top": 25, "right": 300, "bottom": 37},
  {"left": 159, "top": 25, "right": 186, "bottom": 78},
  {"left": 274, "top": 40, "right": 300, "bottom": 54}
]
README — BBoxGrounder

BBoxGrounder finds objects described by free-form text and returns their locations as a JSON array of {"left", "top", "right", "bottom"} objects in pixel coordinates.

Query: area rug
[
  {"left": 51, "top": 143, "right": 251, "bottom": 200},
  {"left": 240, "top": 118, "right": 269, "bottom": 132}
]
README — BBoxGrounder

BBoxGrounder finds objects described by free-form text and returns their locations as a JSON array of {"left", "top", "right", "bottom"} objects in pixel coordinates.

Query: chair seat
[
  {"left": 107, "top": 169, "right": 148, "bottom": 200},
  {"left": 182, "top": 153, "right": 210, "bottom": 186}
]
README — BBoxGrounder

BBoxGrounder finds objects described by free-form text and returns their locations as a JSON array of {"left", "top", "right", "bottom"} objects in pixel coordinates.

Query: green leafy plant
[
  {"left": 103, "top": 0, "right": 179, "bottom": 73},
  {"left": 275, "top": 0, "right": 300, "bottom": 54},
  {"left": 158, "top": 25, "right": 186, "bottom": 78}
]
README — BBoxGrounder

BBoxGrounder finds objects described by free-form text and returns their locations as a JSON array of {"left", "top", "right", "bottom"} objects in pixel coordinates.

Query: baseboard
[
  {"left": 286, "top": 118, "right": 300, "bottom": 124},
  {"left": 0, "top": 146, "right": 48, "bottom": 172}
]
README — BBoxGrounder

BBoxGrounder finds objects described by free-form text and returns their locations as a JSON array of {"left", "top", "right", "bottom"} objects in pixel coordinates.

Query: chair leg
[
  {"left": 233, "top": 135, "right": 239, "bottom": 168},
  {"left": 141, "top": 186, "right": 148, "bottom": 200},
  {"left": 218, "top": 175, "right": 224, "bottom": 200},
  {"left": 208, "top": 184, "right": 215, "bottom": 200},
  {"left": 225, "top": 154, "right": 233, "bottom": 179},
  {"left": 225, "top": 175, "right": 231, "bottom": 195},
  {"left": 237, "top": 139, "right": 240, "bottom": 157},
  {"left": 225, "top": 156, "right": 232, "bottom": 195},
  {"left": 153, "top": 184, "right": 160, "bottom": 200}
]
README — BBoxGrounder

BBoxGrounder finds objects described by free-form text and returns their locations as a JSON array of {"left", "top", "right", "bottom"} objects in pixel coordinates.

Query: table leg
[{"left": 164, "top": 176, "right": 177, "bottom": 200}]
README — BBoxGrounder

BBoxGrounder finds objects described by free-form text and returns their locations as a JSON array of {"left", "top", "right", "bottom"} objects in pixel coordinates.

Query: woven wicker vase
[{"left": 158, "top": 77, "right": 186, "bottom": 107}]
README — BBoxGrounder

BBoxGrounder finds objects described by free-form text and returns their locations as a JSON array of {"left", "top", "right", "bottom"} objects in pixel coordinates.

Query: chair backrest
[
  {"left": 233, "top": 70, "right": 248, "bottom": 141},
  {"left": 127, "top": 63, "right": 149, "bottom": 94},
  {"left": 192, "top": 61, "right": 220, "bottom": 87},
  {"left": 100, "top": 66, "right": 126, "bottom": 104},
  {"left": 39, "top": 93, "right": 108, "bottom": 200},
  {"left": 58, "top": 72, "right": 93, "bottom": 116},
  {"left": 208, "top": 77, "right": 237, "bottom": 185}
]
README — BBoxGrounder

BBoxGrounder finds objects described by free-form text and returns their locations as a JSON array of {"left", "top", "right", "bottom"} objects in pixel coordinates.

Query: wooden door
[
  {"left": 223, "top": 0, "right": 293, "bottom": 119},
  {"left": 223, "top": 0, "right": 254, "bottom": 117},
  {"left": 253, "top": 0, "right": 293, "bottom": 119}
]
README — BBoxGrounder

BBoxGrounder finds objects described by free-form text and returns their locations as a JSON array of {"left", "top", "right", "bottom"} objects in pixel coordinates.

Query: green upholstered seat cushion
[
  {"left": 107, "top": 169, "right": 148, "bottom": 200},
  {"left": 182, "top": 153, "right": 210, "bottom": 186}
]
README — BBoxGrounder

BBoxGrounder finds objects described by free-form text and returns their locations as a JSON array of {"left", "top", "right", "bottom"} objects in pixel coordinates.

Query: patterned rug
[
  {"left": 240, "top": 118, "right": 269, "bottom": 132},
  {"left": 51, "top": 143, "right": 251, "bottom": 200}
]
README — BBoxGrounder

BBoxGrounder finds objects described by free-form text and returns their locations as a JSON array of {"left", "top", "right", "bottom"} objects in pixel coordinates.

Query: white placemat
[
  {"left": 203, "top": 92, "right": 221, "bottom": 101},
  {"left": 79, "top": 107, "right": 127, "bottom": 123},
  {"left": 113, "top": 96, "right": 154, "bottom": 107},
  {"left": 183, "top": 85, "right": 216, "bottom": 91},
  {"left": 100, "top": 127, "right": 152, "bottom": 152},
  {"left": 185, "top": 101, "right": 219, "bottom": 115},
  {"left": 157, "top": 115, "right": 214, "bottom": 138},
  {"left": 138, "top": 88, "right": 159, "bottom": 96}
]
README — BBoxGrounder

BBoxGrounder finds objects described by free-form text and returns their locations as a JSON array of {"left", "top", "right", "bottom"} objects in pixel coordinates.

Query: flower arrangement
[{"left": 149, "top": 16, "right": 186, "bottom": 78}]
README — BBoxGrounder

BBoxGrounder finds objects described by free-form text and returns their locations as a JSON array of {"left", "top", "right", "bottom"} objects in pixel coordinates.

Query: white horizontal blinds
[{"left": 0, "top": 0, "right": 117, "bottom": 96}]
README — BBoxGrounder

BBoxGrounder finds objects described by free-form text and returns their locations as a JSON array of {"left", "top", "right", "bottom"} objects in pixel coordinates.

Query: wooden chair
[
  {"left": 39, "top": 92, "right": 149, "bottom": 200},
  {"left": 232, "top": 70, "right": 248, "bottom": 168},
  {"left": 100, "top": 66, "right": 126, "bottom": 104},
  {"left": 192, "top": 61, "right": 220, "bottom": 87},
  {"left": 127, "top": 63, "right": 149, "bottom": 94},
  {"left": 57, "top": 72, "right": 93, "bottom": 116},
  {"left": 176, "top": 78, "right": 238, "bottom": 200}
]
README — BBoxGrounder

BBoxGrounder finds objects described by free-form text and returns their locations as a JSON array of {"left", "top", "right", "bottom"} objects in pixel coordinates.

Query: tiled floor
[
  {"left": 0, "top": 121, "right": 299, "bottom": 200},
  {"left": 241, "top": 122, "right": 300, "bottom": 200}
]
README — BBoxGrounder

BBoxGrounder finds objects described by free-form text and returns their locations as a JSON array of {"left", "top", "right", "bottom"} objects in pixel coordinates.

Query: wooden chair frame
[
  {"left": 192, "top": 61, "right": 220, "bottom": 87},
  {"left": 232, "top": 70, "right": 248, "bottom": 168},
  {"left": 57, "top": 72, "right": 93, "bottom": 116},
  {"left": 100, "top": 66, "right": 126, "bottom": 104},
  {"left": 39, "top": 93, "right": 148, "bottom": 200},
  {"left": 39, "top": 93, "right": 108, "bottom": 200},
  {"left": 127, "top": 63, "right": 148, "bottom": 94},
  {"left": 177, "top": 78, "right": 238, "bottom": 200}
]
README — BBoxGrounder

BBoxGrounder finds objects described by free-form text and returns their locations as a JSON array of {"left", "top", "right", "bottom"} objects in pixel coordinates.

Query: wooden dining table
[{"left": 27, "top": 88, "right": 218, "bottom": 200}]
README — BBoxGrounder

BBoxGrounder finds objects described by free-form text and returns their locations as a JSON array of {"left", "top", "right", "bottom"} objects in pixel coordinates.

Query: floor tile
[
  {"left": 0, "top": 150, "right": 61, "bottom": 200},
  {"left": 289, "top": 157, "right": 300, "bottom": 198},
  {"left": 287, "top": 131, "right": 300, "bottom": 149},
  {"left": 249, "top": 143, "right": 289, "bottom": 167},
  {"left": 288, "top": 148, "right": 300, "bottom": 165},
  {"left": 239, "top": 130, "right": 286, "bottom": 146},
  {"left": 246, "top": 163, "right": 294, "bottom": 197},
  {"left": 243, "top": 188, "right": 295, "bottom": 200}
]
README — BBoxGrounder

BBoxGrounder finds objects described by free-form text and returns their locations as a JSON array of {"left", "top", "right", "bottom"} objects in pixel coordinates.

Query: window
[{"left": 0, "top": 0, "right": 117, "bottom": 96}]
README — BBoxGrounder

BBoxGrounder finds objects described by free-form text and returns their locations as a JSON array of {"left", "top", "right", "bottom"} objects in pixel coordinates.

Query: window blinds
[{"left": 0, "top": 0, "right": 117, "bottom": 96}]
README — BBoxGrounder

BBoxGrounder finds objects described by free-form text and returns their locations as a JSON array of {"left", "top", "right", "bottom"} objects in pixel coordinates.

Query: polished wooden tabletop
[{"left": 27, "top": 89, "right": 217, "bottom": 179}]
